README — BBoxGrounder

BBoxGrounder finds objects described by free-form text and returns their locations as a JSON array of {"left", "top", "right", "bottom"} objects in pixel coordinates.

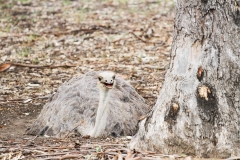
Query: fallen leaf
[
  {"left": 0, "top": 125, "right": 7, "bottom": 128},
  {"left": 126, "top": 150, "right": 141, "bottom": 160},
  {"left": 82, "top": 135, "right": 90, "bottom": 139},
  {"left": 0, "top": 63, "right": 12, "bottom": 72}
]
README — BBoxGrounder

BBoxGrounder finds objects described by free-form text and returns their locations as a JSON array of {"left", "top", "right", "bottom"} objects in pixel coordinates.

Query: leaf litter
[{"left": 0, "top": 0, "right": 193, "bottom": 159}]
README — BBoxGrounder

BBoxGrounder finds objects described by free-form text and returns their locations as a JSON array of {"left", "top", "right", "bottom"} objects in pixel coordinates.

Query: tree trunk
[{"left": 130, "top": 0, "right": 240, "bottom": 158}]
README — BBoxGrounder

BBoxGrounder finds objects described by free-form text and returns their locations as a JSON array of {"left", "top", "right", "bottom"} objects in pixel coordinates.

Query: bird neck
[
  {"left": 90, "top": 88, "right": 111, "bottom": 137},
  {"left": 99, "top": 89, "right": 110, "bottom": 106}
]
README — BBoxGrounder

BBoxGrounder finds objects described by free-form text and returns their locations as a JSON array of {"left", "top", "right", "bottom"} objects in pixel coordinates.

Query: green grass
[
  {"left": 3, "top": 26, "right": 11, "bottom": 33},
  {"left": 84, "top": 155, "right": 91, "bottom": 160},
  {"left": 13, "top": 0, "right": 31, "bottom": 3},
  {"left": 74, "top": 9, "right": 89, "bottom": 23},
  {"left": 32, "top": 58, "right": 39, "bottom": 64},
  {"left": 117, "top": 0, "right": 128, "bottom": 5},
  {"left": 27, "top": 34, "right": 38, "bottom": 42},
  {"left": 63, "top": 0, "right": 71, "bottom": 5},
  {"left": 17, "top": 48, "right": 33, "bottom": 57}
]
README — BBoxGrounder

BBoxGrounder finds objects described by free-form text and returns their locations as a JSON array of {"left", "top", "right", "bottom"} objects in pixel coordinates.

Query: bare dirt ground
[{"left": 0, "top": 0, "right": 194, "bottom": 159}]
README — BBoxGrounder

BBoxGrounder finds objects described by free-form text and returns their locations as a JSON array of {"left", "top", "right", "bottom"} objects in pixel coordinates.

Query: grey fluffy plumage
[{"left": 26, "top": 71, "right": 150, "bottom": 138}]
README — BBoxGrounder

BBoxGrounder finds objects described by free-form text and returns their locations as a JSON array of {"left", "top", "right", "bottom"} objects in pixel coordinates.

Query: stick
[
  {"left": 130, "top": 32, "right": 147, "bottom": 43},
  {"left": 63, "top": 120, "right": 84, "bottom": 139},
  {"left": 0, "top": 62, "right": 77, "bottom": 72},
  {"left": 13, "top": 63, "right": 77, "bottom": 69},
  {"left": 60, "top": 154, "right": 83, "bottom": 160}
]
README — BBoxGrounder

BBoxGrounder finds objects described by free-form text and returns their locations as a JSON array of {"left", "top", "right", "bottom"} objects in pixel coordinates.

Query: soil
[{"left": 0, "top": 0, "right": 179, "bottom": 159}]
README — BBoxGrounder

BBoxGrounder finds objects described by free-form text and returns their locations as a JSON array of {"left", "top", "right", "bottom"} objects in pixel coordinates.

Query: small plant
[
  {"left": 73, "top": 8, "right": 89, "bottom": 23},
  {"left": 32, "top": 58, "right": 39, "bottom": 64},
  {"left": 84, "top": 154, "right": 91, "bottom": 159},
  {"left": 27, "top": 34, "right": 38, "bottom": 42},
  {"left": 44, "top": 43, "right": 52, "bottom": 49},
  {"left": 95, "top": 146, "right": 102, "bottom": 153},
  {"left": 19, "top": 0, "right": 31, "bottom": 4},
  {"left": 17, "top": 48, "right": 32, "bottom": 57},
  {"left": 63, "top": 0, "right": 71, "bottom": 5},
  {"left": 6, "top": 14, "right": 13, "bottom": 23},
  {"left": 36, "top": 11, "right": 41, "bottom": 16},
  {"left": 117, "top": 0, "right": 128, "bottom": 5},
  {"left": 76, "top": 14, "right": 86, "bottom": 23},
  {"left": 4, "top": 26, "right": 11, "bottom": 33},
  {"left": 4, "top": 3, "right": 12, "bottom": 9}
]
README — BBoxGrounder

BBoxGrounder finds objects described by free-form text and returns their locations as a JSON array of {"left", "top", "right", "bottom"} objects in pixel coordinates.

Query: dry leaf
[
  {"left": 126, "top": 150, "right": 141, "bottom": 160},
  {"left": 0, "top": 63, "right": 12, "bottom": 72}
]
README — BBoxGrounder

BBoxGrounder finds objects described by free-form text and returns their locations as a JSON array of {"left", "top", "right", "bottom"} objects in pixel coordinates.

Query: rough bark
[{"left": 130, "top": 0, "right": 240, "bottom": 158}]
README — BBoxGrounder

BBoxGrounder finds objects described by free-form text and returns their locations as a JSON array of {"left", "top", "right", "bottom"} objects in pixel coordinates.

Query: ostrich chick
[{"left": 90, "top": 71, "right": 116, "bottom": 137}]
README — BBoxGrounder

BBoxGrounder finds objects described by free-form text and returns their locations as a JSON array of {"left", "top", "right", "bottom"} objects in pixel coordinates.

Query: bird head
[{"left": 97, "top": 71, "right": 116, "bottom": 90}]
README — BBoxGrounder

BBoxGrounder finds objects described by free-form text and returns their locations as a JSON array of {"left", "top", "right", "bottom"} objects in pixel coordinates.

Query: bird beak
[{"left": 103, "top": 82, "right": 114, "bottom": 89}]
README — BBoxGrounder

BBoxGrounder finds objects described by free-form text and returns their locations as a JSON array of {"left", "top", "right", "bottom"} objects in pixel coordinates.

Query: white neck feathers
[{"left": 90, "top": 88, "right": 111, "bottom": 137}]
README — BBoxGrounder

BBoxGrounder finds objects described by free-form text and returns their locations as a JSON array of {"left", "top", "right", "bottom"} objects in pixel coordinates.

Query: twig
[
  {"left": 81, "top": 144, "right": 125, "bottom": 148},
  {"left": 130, "top": 32, "right": 147, "bottom": 43},
  {"left": 13, "top": 63, "right": 77, "bottom": 69},
  {"left": 42, "top": 28, "right": 95, "bottom": 36},
  {"left": 0, "top": 62, "right": 77, "bottom": 72},
  {"left": 0, "top": 33, "right": 40, "bottom": 38},
  {"left": 35, "top": 146, "right": 73, "bottom": 151},
  {"left": 35, "top": 153, "right": 66, "bottom": 157},
  {"left": 60, "top": 154, "right": 83, "bottom": 160},
  {"left": 0, "top": 96, "right": 50, "bottom": 104},
  {"left": 0, "top": 26, "right": 115, "bottom": 38},
  {"left": 0, "top": 29, "right": 94, "bottom": 38},
  {"left": 63, "top": 120, "right": 84, "bottom": 139},
  {"left": 20, "top": 135, "right": 39, "bottom": 146}
]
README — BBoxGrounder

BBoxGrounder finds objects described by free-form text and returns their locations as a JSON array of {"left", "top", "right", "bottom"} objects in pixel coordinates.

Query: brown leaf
[
  {"left": 0, "top": 63, "right": 12, "bottom": 72},
  {"left": 126, "top": 150, "right": 141, "bottom": 160},
  {"left": 82, "top": 135, "right": 90, "bottom": 139}
]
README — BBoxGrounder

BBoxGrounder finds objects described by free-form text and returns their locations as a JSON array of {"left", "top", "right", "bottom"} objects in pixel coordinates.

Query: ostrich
[{"left": 26, "top": 71, "right": 149, "bottom": 138}]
